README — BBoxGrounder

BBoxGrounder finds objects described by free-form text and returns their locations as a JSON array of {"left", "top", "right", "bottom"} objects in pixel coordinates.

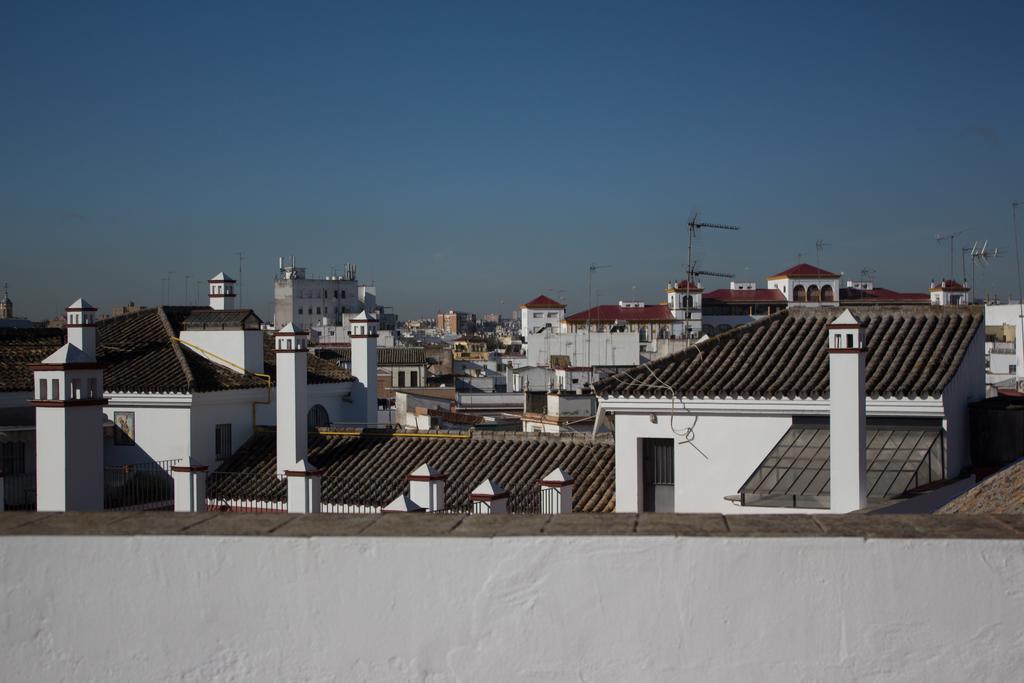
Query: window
[
  {"left": 1011, "top": 365, "right": 1018, "bottom": 374},
  {"left": 215, "top": 424, "right": 232, "bottom": 460},
  {"left": 410, "top": 371, "right": 418, "bottom": 387},
  {"left": 821, "top": 285, "right": 835, "bottom": 302},
  {"left": 298, "top": 307, "right": 303, "bottom": 315},
  {"left": 846, "top": 333, "right": 854, "bottom": 348},
  {"left": 1, "top": 442, "right": 27, "bottom": 475},
  {"left": 316, "top": 307, "right": 321, "bottom": 315},
  {"left": 793, "top": 285, "right": 806, "bottom": 302},
  {"left": 307, "top": 405, "right": 330, "bottom": 429},
  {"left": 341, "top": 291, "right": 346, "bottom": 299},
  {"left": 38, "top": 379, "right": 46, "bottom": 400},
  {"left": 333, "top": 290, "right": 338, "bottom": 298},
  {"left": 808, "top": 285, "right": 820, "bottom": 303},
  {"left": 71, "top": 379, "right": 81, "bottom": 399},
  {"left": 397, "top": 371, "right": 406, "bottom": 388},
  {"left": 51, "top": 379, "right": 60, "bottom": 401},
  {"left": 87, "top": 378, "right": 97, "bottom": 398},
  {"left": 642, "top": 439, "right": 675, "bottom": 512}
]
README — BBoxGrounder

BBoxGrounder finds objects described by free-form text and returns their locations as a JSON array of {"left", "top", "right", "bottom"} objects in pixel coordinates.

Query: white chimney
[
  {"left": 65, "top": 298, "right": 97, "bottom": 358},
  {"left": 828, "top": 309, "right": 867, "bottom": 513},
  {"left": 349, "top": 310, "right": 379, "bottom": 427},
  {"left": 208, "top": 272, "right": 237, "bottom": 311},
  {"left": 470, "top": 479, "right": 508, "bottom": 514},
  {"left": 539, "top": 468, "right": 574, "bottom": 514},
  {"left": 286, "top": 459, "right": 322, "bottom": 514},
  {"left": 407, "top": 464, "right": 446, "bottom": 512},
  {"left": 30, "top": 343, "right": 106, "bottom": 511},
  {"left": 275, "top": 323, "right": 308, "bottom": 475}
]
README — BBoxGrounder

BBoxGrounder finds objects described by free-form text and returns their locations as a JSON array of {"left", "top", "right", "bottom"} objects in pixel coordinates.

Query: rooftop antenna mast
[
  {"left": 859, "top": 267, "right": 876, "bottom": 281},
  {"left": 969, "top": 240, "right": 1002, "bottom": 299},
  {"left": 586, "top": 263, "right": 612, "bottom": 367},
  {"left": 236, "top": 252, "right": 244, "bottom": 307},
  {"left": 685, "top": 211, "right": 739, "bottom": 338},
  {"left": 935, "top": 230, "right": 969, "bottom": 280},
  {"left": 815, "top": 240, "right": 831, "bottom": 265}
]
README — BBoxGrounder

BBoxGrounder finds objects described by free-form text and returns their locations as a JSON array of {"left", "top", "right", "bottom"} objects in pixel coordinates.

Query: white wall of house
[
  {"left": 606, "top": 396, "right": 957, "bottom": 514},
  {"left": 526, "top": 329, "right": 640, "bottom": 367},
  {"left": 613, "top": 409, "right": 796, "bottom": 514},
  {"left": 179, "top": 329, "right": 264, "bottom": 374},
  {"left": 3, "top": 532, "right": 1023, "bottom": 681},
  {"left": 941, "top": 325, "right": 986, "bottom": 477},
  {"left": 103, "top": 395, "right": 193, "bottom": 467},
  {"left": 191, "top": 390, "right": 266, "bottom": 467}
]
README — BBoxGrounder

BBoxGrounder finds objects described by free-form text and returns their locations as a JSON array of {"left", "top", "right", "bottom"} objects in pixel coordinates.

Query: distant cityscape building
[
  {"left": 1, "top": 283, "right": 14, "bottom": 319},
  {"left": 436, "top": 310, "right": 476, "bottom": 335},
  {"left": 273, "top": 258, "right": 397, "bottom": 345}
]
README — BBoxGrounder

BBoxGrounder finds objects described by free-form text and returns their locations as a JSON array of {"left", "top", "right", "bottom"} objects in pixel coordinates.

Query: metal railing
[
  {"left": 2, "top": 473, "right": 37, "bottom": 511},
  {"left": 104, "top": 460, "right": 179, "bottom": 511},
  {"left": 320, "top": 474, "right": 407, "bottom": 513},
  {"left": 207, "top": 471, "right": 286, "bottom": 512}
]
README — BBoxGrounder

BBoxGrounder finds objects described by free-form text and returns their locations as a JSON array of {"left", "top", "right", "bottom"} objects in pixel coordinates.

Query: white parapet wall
[{"left": 1, "top": 514, "right": 1023, "bottom": 681}]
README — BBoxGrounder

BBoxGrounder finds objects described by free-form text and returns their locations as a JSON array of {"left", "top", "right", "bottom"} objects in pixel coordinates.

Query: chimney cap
[
  {"left": 208, "top": 272, "right": 236, "bottom": 283},
  {"left": 538, "top": 467, "right": 574, "bottom": 486},
  {"left": 828, "top": 309, "right": 862, "bottom": 328},
  {"left": 470, "top": 479, "right": 508, "bottom": 500},
  {"left": 350, "top": 309, "right": 378, "bottom": 323},
  {"left": 382, "top": 494, "right": 425, "bottom": 512},
  {"left": 65, "top": 298, "right": 96, "bottom": 312},
  {"left": 407, "top": 463, "right": 447, "bottom": 481},
  {"left": 40, "top": 342, "right": 96, "bottom": 365},
  {"left": 274, "top": 322, "right": 308, "bottom": 336}
]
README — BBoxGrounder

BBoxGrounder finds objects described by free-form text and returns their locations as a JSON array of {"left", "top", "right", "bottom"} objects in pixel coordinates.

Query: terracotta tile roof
[
  {"left": 261, "top": 334, "right": 351, "bottom": 386},
  {"left": 703, "top": 288, "right": 787, "bottom": 303},
  {"left": 522, "top": 295, "right": 566, "bottom": 309},
  {"left": 596, "top": 306, "right": 983, "bottom": 400},
  {"left": 217, "top": 430, "right": 616, "bottom": 512},
  {"left": 839, "top": 287, "right": 930, "bottom": 303},
  {"left": 315, "top": 347, "right": 427, "bottom": 366},
  {"left": 767, "top": 263, "right": 841, "bottom": 279},
  {"left": 938, "top": 458, "right": 1024, "bottom": 514},
  {"left": 0, "top": 307, "right": 348, "bottom": 395},
  {"left": 930, "top": 279, "right": 970, "bottom": 292},
  {"left": 668, "top": 280, "right": 703, "bottom": 291},
  {"left": 0, "top": 328, "right": 65, "bottom": 392},
  {"left": 565, "top": 304, "right": 674, "bottom": 323},
  {"left": 99, "top": 307, "right": 270, "bottom": 394}
]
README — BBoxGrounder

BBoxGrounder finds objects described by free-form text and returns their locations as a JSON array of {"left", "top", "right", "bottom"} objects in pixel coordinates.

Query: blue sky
[{"left": 2, "top": 0, "right": 1022, "bottom": 321}]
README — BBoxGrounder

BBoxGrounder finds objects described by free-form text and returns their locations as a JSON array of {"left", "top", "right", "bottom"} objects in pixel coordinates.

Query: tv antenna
[
  {"left": 815, "top": 240, "right": 831, "bottom": 265},
  {"left": 968, "top": 240, "right": 1002, "bottom": 297},
  {"left": 935, "top": 230, "right": 969, "bottom": 280},
  {"left": 859, "top": 267, "right": 876, "bottom": 281},
  {"left": 236, "top": 252, "right": 245, "bottom": 307},
  {"left": 586, "top": 264, "right": 611, "bottom": 367},
  {"left": 684, "top": 211, "right": 739, "bottom": 338}
]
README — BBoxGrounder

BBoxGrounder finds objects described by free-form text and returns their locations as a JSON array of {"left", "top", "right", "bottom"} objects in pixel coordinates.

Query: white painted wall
[
  {"left": 103, "top": 396, "right": 193, "bottom": 467},
  {"left": 35, "top": 406, "right": 105, "bottom": 511},
  {"left": 941, "top": 324, "right": 986, "bottom": 477},
  {"left": 2, "top": 533, "right": 1023, "bottom": 681},
  {"left": 613, "top": 410, "right": 796, "bottom": 514},
  {"left": 179, "top": 329, "right": 264, "bottom": 374},
  {"left": 526, "top": 330, "right": 640, "bottom": 367}
]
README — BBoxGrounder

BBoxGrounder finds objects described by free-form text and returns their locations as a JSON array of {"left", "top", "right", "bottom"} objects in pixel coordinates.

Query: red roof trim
[
  {"left": 521, "top": 295, "right": 566, "bottom": 309},
  {"left": 767, "top": 263, "right": 841, "bottom": 279},
  {"left": 565, "top": 304, "right": 674, "bottom": 322}
]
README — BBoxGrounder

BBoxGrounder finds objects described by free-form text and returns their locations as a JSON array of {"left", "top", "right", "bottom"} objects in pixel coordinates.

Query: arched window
[
  {"left": 793, "top": 285, "right": 806, "bottom": 302},
  {"left": 682, "top": 295, "right": 693, "bottom": 309},
  {"left": 808, "top": 285, "right": 820, "bottom": 302},
  {"left": 307, "top": 404, "right": 330, "bottom": 429},
  {"left": 821, "top": 285, "right": 834, "bottom": 302}
]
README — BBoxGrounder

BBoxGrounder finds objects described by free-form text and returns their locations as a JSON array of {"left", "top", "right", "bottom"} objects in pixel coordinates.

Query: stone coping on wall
[{"left": 1, "top": 512, "right": 1023, "bottom": 539}]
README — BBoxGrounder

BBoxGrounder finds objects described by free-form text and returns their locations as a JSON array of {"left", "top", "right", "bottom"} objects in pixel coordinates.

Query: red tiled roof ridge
[
  {"left": 565, "top": 303, "right": 673, "bottom": 322},
  {"left": 522, "top": 295, "right": 566, "bottom": 309},
  {"left": 768, "top": 263, "right": 841, "bottom": 279}
]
